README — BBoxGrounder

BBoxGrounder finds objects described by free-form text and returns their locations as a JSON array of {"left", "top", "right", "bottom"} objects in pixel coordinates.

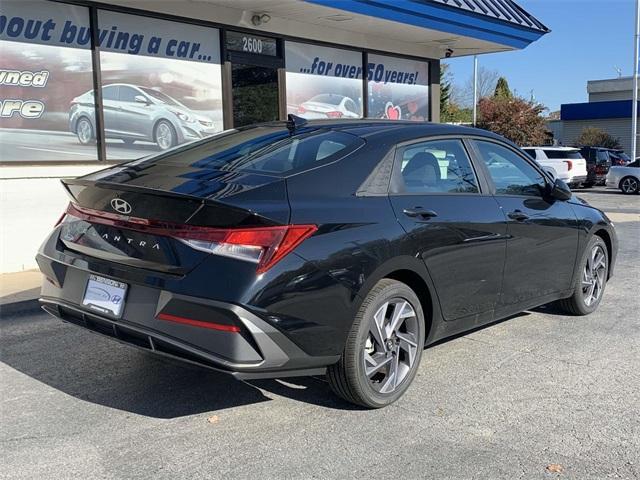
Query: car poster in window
[
  {"left": 0, "top": 0, "right": 96, "bottom": 161},
  {"left": 97, "top": 11, "right": 223, "bottom": 160},
  {"left": 367, "top": 54, "right": 429, "bottom": 122},
  {"left": 285, "top": 41, "right": 363, "bottom": 120}
]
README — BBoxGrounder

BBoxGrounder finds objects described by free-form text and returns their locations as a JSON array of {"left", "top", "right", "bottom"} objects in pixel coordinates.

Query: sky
[{"left": 446, "top": 0, "right": 636, "bottom": 112}]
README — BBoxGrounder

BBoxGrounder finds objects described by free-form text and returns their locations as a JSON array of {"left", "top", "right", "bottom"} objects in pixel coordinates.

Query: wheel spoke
[
  {"left": 371, "top": 303, "right": 388, "bottom": 351},
  {"left": 397, "top": 332, "right": 418, "bottom": 366},
  {"left": 364, "top": 352, "right": 393, "bottom": 378},
  {"left": 387, "top": 301, "right": 413, "bottom": 337},
  {"left": 380, "top": 353, "right": 399, "bottom": 393}
]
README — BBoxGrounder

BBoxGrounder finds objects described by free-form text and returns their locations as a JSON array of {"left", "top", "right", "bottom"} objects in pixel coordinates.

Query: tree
[
  {"left": 575, "top": 127, "right": 622, "bottom": 149},
  {"left": 493, "top": 77, "right": 512, "bottom": 99},
  {"left": 456, "top": 66, "right": 499, "bottom": 107},
  {"left": 477, "top": 96, "right": 549, "bottom": 146},
  {"left": 440, "top": 63, "right": 453, "bottom": 121}
]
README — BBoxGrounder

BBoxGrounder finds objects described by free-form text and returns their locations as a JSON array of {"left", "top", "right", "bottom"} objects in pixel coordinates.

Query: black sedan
[{"left": 37, "top": 118, "right": 617, "bottom": 408}]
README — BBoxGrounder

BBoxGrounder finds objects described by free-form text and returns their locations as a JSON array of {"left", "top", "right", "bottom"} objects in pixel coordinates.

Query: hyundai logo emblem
[{"left": 110, "top": 198, "right": 132, "bottom": 215}]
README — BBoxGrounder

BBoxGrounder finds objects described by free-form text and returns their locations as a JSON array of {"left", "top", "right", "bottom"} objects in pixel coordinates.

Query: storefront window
[
  {"left": 0, "top": 1, "right": 97, "bottom": 162},
  {"left": 367, "top": 54, "right": 429, "bottom": 121},
  {"left": 97, "top": 10, "right": 223, "bottom": 160},
  {"left": 285, "top": 42, "right": 363, "bottom": 120}
]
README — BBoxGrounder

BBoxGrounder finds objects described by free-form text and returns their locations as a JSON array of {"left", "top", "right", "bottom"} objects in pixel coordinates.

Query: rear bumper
[
  {"left": 566, "top": 175, "right": 587, "bottom": 186},
  {"left": 37, "top": 253, "right": 339, "bottom": 379}
]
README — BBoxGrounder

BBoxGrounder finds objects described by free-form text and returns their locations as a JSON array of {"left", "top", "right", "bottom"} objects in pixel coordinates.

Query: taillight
[
  {"left": 65, "top": 203, "right": 317, "bottom": 273},
  {"left": 325, "top": 111, "right": 343, "bottom": 118},
  {"left": 563, "top": 160, "right": 573, "bottom": 171},
  {"left": 54, "top": 208, "right": 68, "bottom": 227},
  {"left": 297, "top": 105, "right": 306, "bottom": 114}
]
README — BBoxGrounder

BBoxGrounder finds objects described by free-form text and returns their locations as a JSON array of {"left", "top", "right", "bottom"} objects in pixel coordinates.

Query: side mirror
[
  {"left": 549, "top": 178, "right": 572, "bottom": 201},
  {"left": 134, "top": 95, "right": 149, "bottom": 105}
]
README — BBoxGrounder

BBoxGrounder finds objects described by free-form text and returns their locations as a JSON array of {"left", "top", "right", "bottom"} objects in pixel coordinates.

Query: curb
[{"left": 0, "top": 298, "right": 42, "bottom": 317}]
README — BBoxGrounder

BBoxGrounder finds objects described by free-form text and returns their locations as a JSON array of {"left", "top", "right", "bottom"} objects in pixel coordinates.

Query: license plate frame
[{"left": 82, "top": 274, "right": 128, "bottom": 319}]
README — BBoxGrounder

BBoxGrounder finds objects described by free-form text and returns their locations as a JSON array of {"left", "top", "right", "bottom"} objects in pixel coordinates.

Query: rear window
[
  {"left": 522, "top": 148, "right": 536, "bottom": 159},
  {"left": 543, "top": 150, "right": 583, "bottom": 159},
  {"left": 146, "top": 126, "right": 364, "bottom": 175}
]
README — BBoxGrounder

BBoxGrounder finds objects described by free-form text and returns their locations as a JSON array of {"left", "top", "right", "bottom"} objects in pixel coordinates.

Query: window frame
[
  {"left": 467, "top": 137, "right": 553, "bottom": 198},
  {"left": 389, "top": 135, "right": 486, "bottom": 196}
]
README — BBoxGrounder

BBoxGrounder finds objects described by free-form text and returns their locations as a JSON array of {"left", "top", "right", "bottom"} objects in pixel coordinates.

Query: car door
[
  {"left": 389, "top": 138, "right": 508, "bottom": 321},
  {"left": 117, "top": 86, "right": 152, "bottom": 139},
  {"left": 101, "top": 85, "right": 120, "bottom": 137},
  {"left": 470, "top": 139, "right": 579, "bottom": 308}
]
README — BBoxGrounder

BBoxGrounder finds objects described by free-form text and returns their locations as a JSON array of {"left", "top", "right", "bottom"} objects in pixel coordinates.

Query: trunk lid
[{"left": 59, "top": 161, "right": 290, "bottom": 273}]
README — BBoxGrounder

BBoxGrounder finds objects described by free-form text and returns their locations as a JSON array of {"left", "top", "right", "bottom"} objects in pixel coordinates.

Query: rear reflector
[
  {"left": 65, "top": 203, "right": 317, "bottom": 273},
  {"left": 157, "top": 312, "right": 241, "bottom": 332}
]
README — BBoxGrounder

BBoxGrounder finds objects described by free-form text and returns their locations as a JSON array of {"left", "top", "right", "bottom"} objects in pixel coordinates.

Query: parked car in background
[
  {"left": 297, "top": 94, "right": 360, "bottom": 119},
  {"left": 70, "top": 84, "right": 217, "bottom": 151},
  {"left": 37, "top": 118, "right": 617, "bottom": 408},
  {"left": 522, "top": 146, "right": 587, "bottom": 188},
  {"left": 579, "top": 147, "right": 612, "bottom": 187},
  {"left": 606, "top": 159, "right": 640, "bottom": 194},
  {"left": 609, "top": 149, "right": 631, "bottom": 166}
]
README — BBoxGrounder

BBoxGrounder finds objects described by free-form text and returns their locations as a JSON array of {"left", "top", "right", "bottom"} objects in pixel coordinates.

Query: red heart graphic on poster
[{"left": 385, "top": 103, "right": 401, "bottom": 120}]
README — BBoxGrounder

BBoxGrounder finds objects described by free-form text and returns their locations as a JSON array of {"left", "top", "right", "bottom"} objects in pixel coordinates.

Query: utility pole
[
  {"left": 632, "top": 0, "right": 640, "bottom": 160},
  {"left": 472, "top": 55, "right": 478, "bottom": 127}
]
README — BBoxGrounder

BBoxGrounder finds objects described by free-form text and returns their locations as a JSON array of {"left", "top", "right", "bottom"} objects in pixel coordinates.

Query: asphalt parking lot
[{"left": 1, "top": 188, "right": 639, "bottom": 480}]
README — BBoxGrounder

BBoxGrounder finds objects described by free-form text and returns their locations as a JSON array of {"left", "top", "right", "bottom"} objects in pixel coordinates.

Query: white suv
[{"left": 522, "top": 147, "right": 588, "bottom": 189}]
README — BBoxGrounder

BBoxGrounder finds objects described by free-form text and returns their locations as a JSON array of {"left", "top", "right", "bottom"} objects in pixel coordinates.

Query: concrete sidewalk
[{"left": 0, "top": 270, "right": 42, "bottom": 316}]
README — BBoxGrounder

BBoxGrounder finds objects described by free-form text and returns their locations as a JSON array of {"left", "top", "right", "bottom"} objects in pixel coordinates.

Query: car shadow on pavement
[{"left": 0, "top": 313, "right": 358, "bottom": 418}]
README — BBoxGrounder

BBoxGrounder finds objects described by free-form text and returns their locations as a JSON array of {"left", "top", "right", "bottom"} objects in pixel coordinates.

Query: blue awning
[
  {"left": 561, "top": 100, "right": 640, "bottom": 121},
  {"left": 303, "top": 0, "right": 549, "bottom": 49}
]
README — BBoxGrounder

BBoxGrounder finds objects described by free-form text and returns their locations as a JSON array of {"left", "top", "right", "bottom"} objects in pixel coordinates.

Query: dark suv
[{"left": 579, "top": 147, "right": 612, "bottom": 187}]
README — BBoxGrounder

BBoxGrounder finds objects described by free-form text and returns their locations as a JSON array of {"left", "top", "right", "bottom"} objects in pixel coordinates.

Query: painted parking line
[
  {"left": 20, "top": 147, "right": 97, "bottom": 157},
  {"left": 605, "top": 212, "right": 640, "bottom": 223}
]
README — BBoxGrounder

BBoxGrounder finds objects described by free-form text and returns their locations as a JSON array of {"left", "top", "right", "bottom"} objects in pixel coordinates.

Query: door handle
[
  {"left": 403, "top": 207, "right": 438, "bottom": 219},
  {"left": 507, "top": 210, "right": 529, "bottom": 221}
]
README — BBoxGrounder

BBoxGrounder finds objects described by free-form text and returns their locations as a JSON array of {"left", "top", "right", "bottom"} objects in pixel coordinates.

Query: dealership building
[
  {"left": 547, "top": 77, "right": 640, "bottom": 155},
  {"left": 0, "top": 0, "right": 548, "bottom": 272}
]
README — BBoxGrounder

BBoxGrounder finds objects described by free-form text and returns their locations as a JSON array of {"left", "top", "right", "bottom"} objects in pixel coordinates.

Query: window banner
[
  {"left": 367, "top": 54, "right": 429, "bottom": 121},
  {"left": 285, "top": 42, "right": 363, "bottom": 119},
  {"left": 97, "top": 11, "right": 220, "bottom": 64},
  {"left": 0, "top": 1, "right": 96, "bottom": 161},
  {"left": 0, "top": 0, "right": 91, "bottom": 49},
  {"left": 96, "top": 11, "right": 223, "bottom": 160}
]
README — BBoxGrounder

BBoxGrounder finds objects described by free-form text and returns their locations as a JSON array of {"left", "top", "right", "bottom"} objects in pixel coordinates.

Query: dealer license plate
[{"left": 82, "top": 274, "right": 127, "bottom": 318}]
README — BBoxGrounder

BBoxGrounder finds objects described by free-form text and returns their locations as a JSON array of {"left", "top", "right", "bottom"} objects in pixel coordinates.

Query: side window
[
  {"left": 102, "top": 85, "right": 118, "bottom": 101},
  {"left": 119, "top": 86, "right": 140, "bottom": 103},
  {"left": 397, "top": 139, "right": 479, "bottom": 194},
  {"left": 474, "top": 141, "right": 546, "bottom": 197},
  {"left": 522, "top": 149, "right": 536, "bottom": 159}
]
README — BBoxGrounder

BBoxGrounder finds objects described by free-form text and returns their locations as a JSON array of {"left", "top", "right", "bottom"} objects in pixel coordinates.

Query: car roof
[
  {"left": 261, "top": 119, "right": 510, "bottom": 145},
  {"left": 523, "top": 146, "right": 579, "bottom": 151}
]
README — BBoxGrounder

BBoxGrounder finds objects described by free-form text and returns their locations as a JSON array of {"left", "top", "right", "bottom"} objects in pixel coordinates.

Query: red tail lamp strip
[
  {"left": 157, "top": 312, "right": 241, "bottom": 333},
  {"left": 65, "top": 203, "right": 317, "bottom": 272}
]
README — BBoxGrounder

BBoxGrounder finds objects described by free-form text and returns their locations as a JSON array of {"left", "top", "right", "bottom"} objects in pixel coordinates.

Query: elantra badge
[{"left": 110, "top": 198, "right": 132, "bottom": 215}]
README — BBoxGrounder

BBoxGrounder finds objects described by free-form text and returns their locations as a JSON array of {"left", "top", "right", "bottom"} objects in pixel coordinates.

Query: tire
[
  {"left": 327, "top": 279, "right": 426, "bottom": 408},
  {"left": 154, "top": 120, "right": 177, "bottom": 151},
  {"left": 76, "top": 117, "right": 93, "bottom": 145},
  {"left": 557, "top": 236, "right": 608, "bottom": 316},
  {"left": 619, "top": 176, "right": 639, "bottom": 195}
]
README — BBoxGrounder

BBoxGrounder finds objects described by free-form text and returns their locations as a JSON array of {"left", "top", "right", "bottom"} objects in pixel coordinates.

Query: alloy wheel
[
  {"left": 582, "top": 244, "right": 606, "bottom": 307},
  {"left": 621, "top": 177, "right": 638, "bottom": 194},
  {"left": 77, "top": 119, "right": 92, "bottom": 143},
  {"left": 363, "top": 298, "right": 419, "bottom": 394},
  {"left": 156, "top": 123, "right": 173, "bottom": 150}
]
